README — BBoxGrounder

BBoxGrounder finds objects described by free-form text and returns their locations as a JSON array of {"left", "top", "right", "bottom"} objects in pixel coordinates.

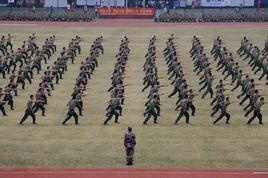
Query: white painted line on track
[{"left": 0, "top": 171, "right": 253, "bottom": 175}]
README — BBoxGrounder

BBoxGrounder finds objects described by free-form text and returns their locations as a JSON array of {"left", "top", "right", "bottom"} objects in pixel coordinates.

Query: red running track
[
  {"left": 1, "top": 20, "right": 268, "bottom": 27},
  {"left": 0, "top": 168, "right": 268, "bottom": 178}
]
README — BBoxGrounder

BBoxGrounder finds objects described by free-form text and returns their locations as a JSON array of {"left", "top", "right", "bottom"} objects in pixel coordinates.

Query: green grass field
[{"left": 0, "top": 25, "right": 267, "bottom": 168}]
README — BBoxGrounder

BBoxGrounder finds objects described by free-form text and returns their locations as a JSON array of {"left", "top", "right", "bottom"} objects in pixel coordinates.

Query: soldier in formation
[
  {"left": 104, "top": 37, "right": 130, "bottom": 125},
  {"left": 143, "top": 36, "right": 165, "bottom": 125},
  {"left": 164, "top": 35, "right": 196, "bottom": 124},
  {"left": 63, "top": 36, "right": 103, "bottom": 125}
]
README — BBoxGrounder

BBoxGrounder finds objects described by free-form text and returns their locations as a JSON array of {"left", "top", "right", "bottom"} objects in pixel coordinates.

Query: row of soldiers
[
  {"left": 165, "top": 34, "right": 196, "bottom": 124},
  {"left": 201, "top": 13, "right": 268, "bottom": 22},
  {"left": 104, "top": 37, "right": 130, "bottom": 125},
  {"left": 155, "top": 13, "right": 268, "bottom": 23},
  {"left": 0, "top": 12, "right": 95, "bottom": 22},
  {"left": 155, "top": 13, "right": 196, "bottom": 23},
  {"left": 142, "top": 36, "right": 163, "bottom": 125},
  {"left": 210, "top": 36, "right": 265, "bottom": 125},
  {"left": 62, "top": 36, "right": 104, "bottom": 125},
  {"left": 191, "top": 36, "right": 233, "bottom": 124},
  {"left": 0, "top": 34, "right": 56, "bottom": 117},
  {"left": 237, "top": 36, "right": 268, "bottom": 85},
  {"left": 19, "top": 36, "right": 82, "bottom": 125},
  {"left": 191, "top": 37, "right": 214, "bottom": 99}
]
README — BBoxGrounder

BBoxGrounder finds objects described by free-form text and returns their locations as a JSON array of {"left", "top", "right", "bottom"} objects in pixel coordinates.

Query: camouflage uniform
[{"left": 124, "top": 127, "right": 136, "bottom": 165}]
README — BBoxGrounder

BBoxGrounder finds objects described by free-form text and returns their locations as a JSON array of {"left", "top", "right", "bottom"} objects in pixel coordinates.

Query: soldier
[
  {"left": 168, "top": 77, "right": 181, "bottom": 98},
  {"left": 175, "top": 95, "right": 190, "bottom": 124},
  {"left": 14, "top": 48, "right": 24, "bottom": 67},
  {"left": 213, "top": 97, "right": 232, "bottom": 125},
  {"left": 48, "top": 36, "right": 57, "bottom": 53},
  {"left": 242, "top": 43, "right": 253, "bottom": 61},
  {"left": 5, "top": 53, "right": 15, "bottom": 74},
  {"left": 6, "top": 34, "right": 13, "bottom": 50},
  {"left": 37, "top": 83, "right": 49, "bottom": 105},
  {"left": 223, "top": 57, "right": 235, "bottom": 81},
  {"left": 237, "top": 37, "right": 247, "bottom": 55},
  {"left": 7, "top": 80, "right": 18, "bottom": 96},
  {"left": 244, "top": 89, "right": 260, "bottom": 117},
  {"left": 9, "top": 70, "right": 16, "bottom": 83},
  {"left": 31, "top": 53, "right": 42, "bottom": 75},
  {"left": 240, "top": 82, "right": 255, "bottom": 105},
  {"left": 231, "top": 69, "right": 243, "bottom": 89},
  {"left": 74, "top": 88, "right": 87, "bottom": 116},
  {"left": 143, "top": 94, "right": 158, "bottom": 125},
  {"left": 211, "top": 89, "right": 225, "bottom": 117},
  {"left": 104, "top": 97, "right": 122, "bottom": 125},
  {"left": 19, "top": 95, "right": 36, "bottom": 125},
  {"left": 146, "top": 91, "right": 161, "bottom": 116},
  {"left": 22, "top": 61, "right": 33, "bottom": 84},
  {"left": 16, "top": 67, "right": 26, "bottom": 90},
  {"left": 3, "top": 85, "right": 14, "bottom": 110},
  {"left": 0, "top": 56, "right": 6, "bottom": 79},
  {"left": 51, "top": 61, "right": 61, "bottom": 84},
  {"left": 211, "top": 36, "right": 220, "bottom": 55},
  {"left": 124, "top": 127, "right": 136, "bottom": 165},
  {"left": 62, "top": 98, "right": 79, "bottom": 125},
  {"left": 251, "top": 51, "right": 263, "bottom": 72},
  {"left": 142, "top": 72, "right": 157, "bottom": 92},
  {"left": 239, "top": 81, "right": 255, "bottom": 105},
  {"left": 0, "top": 88, "right": 7, "bottom": 116},
  {"left": 0, "top": 36, "right": 6, "bottom": 55},
  {"left": 258, "top": 58, "right": 268, "bottom": 81},
  {"left": 32, "top": 88, "right": 46, "bottom": 116},
  {"left": 187, "top": 89, "right": 196, "bottom": 116},
  {"left": 94, "top": 36, "right": 104, "bottom": 54},
  {"left": 201, "top": 75, "right": 214, "bottom": 99},
  {"left": 247, "top": 97, "right": 265, "bottom": 125},
  {"left": 27, "top": 36, "right": 36, "bottom": 56},
  {"left": 237, "top": 76, "right": 251, "bottom": 99},
  {"left": 175, "top": 83, "right": 188, "bottom": 106},
  {"left": 231, "top": 62, "right": 240, "bottom": 83}
]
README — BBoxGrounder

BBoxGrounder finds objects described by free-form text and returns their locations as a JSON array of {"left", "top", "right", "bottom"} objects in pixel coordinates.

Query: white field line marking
[
  {"left": 253, "top": 172, "right": 268, "bottom": 175},
  {"left": 0, "top": 24, "right": 38, "bottom": 26},
  {"left": 0, "top": 171, "right": 253, "bottom": 175}
]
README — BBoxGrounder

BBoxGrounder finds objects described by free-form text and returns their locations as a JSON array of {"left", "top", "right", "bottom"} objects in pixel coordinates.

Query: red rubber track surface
[
  {"left": 0, "top": 168, "right": 268, "bottom": 178},
  {"left": 1, "top": 20, "right": 268, "bottom": 27}
]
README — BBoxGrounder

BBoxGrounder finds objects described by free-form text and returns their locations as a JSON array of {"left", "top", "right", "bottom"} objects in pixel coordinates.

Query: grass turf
[{"left": 0, "top": 24, "right": 267, "bottom": 168}]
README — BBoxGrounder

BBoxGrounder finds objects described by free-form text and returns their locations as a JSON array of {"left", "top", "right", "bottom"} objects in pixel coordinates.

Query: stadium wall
[
  {"left": 155, "top": 7, "right": 268, "bottom": 17},
  {"left": 44, "top": 0, "right": 67, "bottom": 7},
  {"left": 76, "top": 0, "right": 125, "bottom": 6}
]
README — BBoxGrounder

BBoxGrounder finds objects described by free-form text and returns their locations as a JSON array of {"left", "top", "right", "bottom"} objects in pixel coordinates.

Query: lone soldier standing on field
[{"left": 124, "top": 127, "right": 136, "bottom": 165}]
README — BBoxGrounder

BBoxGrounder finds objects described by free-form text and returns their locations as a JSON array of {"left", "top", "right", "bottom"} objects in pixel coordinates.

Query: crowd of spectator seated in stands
[
  {"left": 154, "top": 13, "right": 268, "bottom": 22},
  {"left": 0, "top": 12, "right": 95, "bottom": 22}
]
